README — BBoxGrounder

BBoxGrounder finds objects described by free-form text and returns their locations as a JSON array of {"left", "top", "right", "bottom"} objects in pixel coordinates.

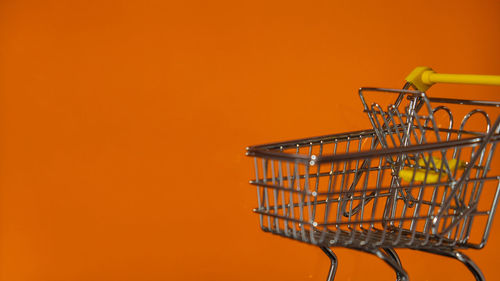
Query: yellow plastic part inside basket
[
  {"left": 398, "top": 157, "right": 466, "bottom": 184},
  {"left": 399, "top": 168, "right": 439, "bottom": 183}
]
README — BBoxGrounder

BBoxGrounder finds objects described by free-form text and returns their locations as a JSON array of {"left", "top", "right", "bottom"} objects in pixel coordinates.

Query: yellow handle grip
[{"left": 406, "top": 66, "right": 500, "bottom": 92}]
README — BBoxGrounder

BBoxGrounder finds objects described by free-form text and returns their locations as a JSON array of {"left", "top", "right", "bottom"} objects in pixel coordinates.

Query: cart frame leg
[
  {"left": 382, "top": 248, "right": 404, "bottom": 274},
  {"left": 320, "top": 247, "right": 408, "bottom": 281},
  {"left": 359, "top": 247, "right": 409, "bottom": 281},
  {"left": 320, "top": 246, "right": 337, "bottom": 281},
  {"left": 420, "top": 249, "right": 485, "bottom": 281}
]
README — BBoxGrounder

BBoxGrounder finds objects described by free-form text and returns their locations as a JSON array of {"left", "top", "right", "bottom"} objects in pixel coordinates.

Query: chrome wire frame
[{"left": 246, "top": 88, "right": 500, "bottom": 281}]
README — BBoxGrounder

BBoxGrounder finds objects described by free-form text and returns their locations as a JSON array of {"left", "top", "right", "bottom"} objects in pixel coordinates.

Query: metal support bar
[
  {"left": 320, "top": 247, "right": 338, "bottom": 281},
  {"left": 359, "top": 248, "right": 409, "bottom": 281},
  {"left": 420, "top": 248, "right": 485, "bottom": 281}
]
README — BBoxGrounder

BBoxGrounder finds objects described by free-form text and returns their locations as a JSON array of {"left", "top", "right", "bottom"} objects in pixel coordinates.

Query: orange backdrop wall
[{"left": 1, "top": 0, "right": 500, "bottom": 280}]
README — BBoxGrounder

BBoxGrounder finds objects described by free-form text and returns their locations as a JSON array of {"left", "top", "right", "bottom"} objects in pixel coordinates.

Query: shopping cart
[{"left": 246, "top": 67, "right": 500, "bottom": 281}]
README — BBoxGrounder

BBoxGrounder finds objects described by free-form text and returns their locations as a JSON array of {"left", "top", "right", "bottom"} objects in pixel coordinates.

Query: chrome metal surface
[
  {"left": 420, "top": 248, "right": 485, "bottom": 281},
  {"left": 320, "top": 247, "right": 337, "bottom": 281},
  {"left": 247, "top": 86, "right": 500, "bottom": 280}
]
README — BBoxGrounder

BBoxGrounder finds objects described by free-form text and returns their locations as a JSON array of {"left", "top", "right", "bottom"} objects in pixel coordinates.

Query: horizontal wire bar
[
  {"left": 250, "top": 165, "right": 392, "bottom": 184},
  {"left": 247, "top": 128, "right": 377, "bottom": 150},
  {"left": 253, "top": 210, "right": 489, "bottom": 227},
  {"left": 428, "top": 97, "right": 500, "bottom": 107},
  {"left": 248, "top": 135, "right": 500, "bottom": 164},
  {"left": 250, "top": 176, "right": 500, "bottom": 197}
]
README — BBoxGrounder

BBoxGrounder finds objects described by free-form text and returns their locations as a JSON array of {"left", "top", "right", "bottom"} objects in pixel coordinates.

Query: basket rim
[{"left": 246, "top": 129, "right": 499, "bottom": 165}]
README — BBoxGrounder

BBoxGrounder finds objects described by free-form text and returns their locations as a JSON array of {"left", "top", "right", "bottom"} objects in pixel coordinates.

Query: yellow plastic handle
[{"left": 405, "top": 66, "right": 500, "bottom": 92}]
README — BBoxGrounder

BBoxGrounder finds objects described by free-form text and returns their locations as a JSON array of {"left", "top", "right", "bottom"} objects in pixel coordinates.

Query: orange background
[{"left": 1, "top": 0, "right": 500, "bottom": 280}]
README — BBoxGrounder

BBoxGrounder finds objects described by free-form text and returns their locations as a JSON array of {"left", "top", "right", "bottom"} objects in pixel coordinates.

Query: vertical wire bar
[
  {"left": 278, "top": 146, "right": 289, "bottom": 234},
  {"left": 278, "top": 157, "right": 289, "bottom": 236},
  {"left": 437, "top": 124, "right": 462, "bottom": 241},
  {"left": 408, "top": 153, "right": 435, "bottom": 246},
  {"left": 262, "top": 158, "right": 272, "bottom": 230},
  {"left": 254, "top": 157, "right": 264, "bottom": 229},
  {"left": 304, "top": 164, "right": 316, "bottom": 244},
  {"left": 460, "top": 139, "right": 494, "bottom": 243},
  {"left": 358, "top": 136, "right": 371, "bottom": 230},
  {"left": 387, "top": 107, "right": 416, "bottom": 206},
  {"left": 423, "top": 150, "right": 452, "bottom": 245},
  {"left": 305, "top": 142, "right": 315, "bottom": 243},
  {"left": 295, "top": 161, "right": 307, "bottom": 242},
  {"left": 388, "top": 170, "right": 402, "bottom": 224},
  {"left": 292, "top": 142, "right": 308, "bottom": 227},
  {"left": 447, "top": 145, "right": 481, "bottom": 244},
  {"left": 343, "top": 139, "right": 353, "bottom": 229},
  {"left": 334, "top": 138, "right": 351, "bottom": 242},
  {"left": 422, "top": 108, "right": 453, "bottom": 241},
  {"left": 347, "top": 138, "right": 364, "bottom": 244},
  {"left": 363, "top": 135, "right": 380, "bottom": 245},
  {"left": 358, "top": 158, "right": 371, "bottom": 232},
  {"left": 321, "top": 140, "right": 338, "bottom": 244},
  {"left": 480, "top": 180, "right": 500, "bottom": 246},
  {"left": 423, "top": 179, "right": 445, "bottom": 244},
  {"left": 286, "top": 161, "right": 298, "bottom": 239},
  {"left": 468, "top": 142, "right": 500, "bottom": 243},
  {"left": 375, "top": 158, "right": 389, "bottom": 247},
  {"left": 296, "top": 144, "right": 305, "bottom": 240},
  {"left": 270, "top": 160, "right": 280, "bottom": 233},
  {"left": 348, "top": 138, "right": 363, "bottom": 215},
  {"left": 440, "top": 141, "right": 465, "bottom": 241},
  {"left": 311, "top": 141, "right": 324, "bottom": 225},
  {"left": 394, "top": 151, "right": 421, "bottom": 245},
  {"left": 458, "top": 146, "right": 487, "bottom": 243},
  {"left": 394, "top": 163, "right": 413, "bottom": 245}
]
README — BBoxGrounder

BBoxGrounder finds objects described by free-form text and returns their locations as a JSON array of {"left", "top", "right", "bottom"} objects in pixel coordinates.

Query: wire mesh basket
[{"left": 246, "top": 67, "right": 500, "bottom": 281}]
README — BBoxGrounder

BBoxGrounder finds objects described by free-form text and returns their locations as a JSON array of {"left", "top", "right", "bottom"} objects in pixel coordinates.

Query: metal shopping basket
[{"left": 246, "top": 67, "right": 500, "bottom": 281}]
